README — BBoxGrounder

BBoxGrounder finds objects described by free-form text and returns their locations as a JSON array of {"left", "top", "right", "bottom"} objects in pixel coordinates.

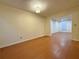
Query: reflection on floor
[
  {"left": 51, "top": 32, "right": 72, "bottom": 59},
  {"left": 2, "top": 32, "right": 79, "bottom": 59}
]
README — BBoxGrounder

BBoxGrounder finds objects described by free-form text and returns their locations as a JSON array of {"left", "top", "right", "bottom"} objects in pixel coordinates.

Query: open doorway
[{"left": 50, "top": 16, "right": 72, "bottom": 34}]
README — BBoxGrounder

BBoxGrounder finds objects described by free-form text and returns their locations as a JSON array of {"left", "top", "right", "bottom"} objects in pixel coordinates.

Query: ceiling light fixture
[
  {"left": 34, "top": 4, "right": 41, "bottom": 13},
  {"left": 34, "top": 0, "right": 42, "bottom": 13},
  {"left": 36, "top": 9, "right": 40, "bottom": 13},
  {"left": 30, "top": 0, "right": 47, "bottom": 13}
]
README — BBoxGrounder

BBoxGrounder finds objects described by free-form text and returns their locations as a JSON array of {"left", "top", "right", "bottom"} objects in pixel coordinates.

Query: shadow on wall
[{"left": 0, "top": 18, "right": 18, "bottom": 47}]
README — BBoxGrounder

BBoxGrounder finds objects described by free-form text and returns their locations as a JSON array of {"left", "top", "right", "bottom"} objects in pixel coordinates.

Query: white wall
[
  {"left": 0, "top": 4, "right": 46, "bottom": 48},
  {"left": 44, "top": 18, "right": 51, "bottom": 35}
]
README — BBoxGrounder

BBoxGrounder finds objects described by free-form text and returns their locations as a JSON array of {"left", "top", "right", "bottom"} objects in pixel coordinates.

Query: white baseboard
[{"left": 0, "top": 34, "right": 46, "bottom": 48}]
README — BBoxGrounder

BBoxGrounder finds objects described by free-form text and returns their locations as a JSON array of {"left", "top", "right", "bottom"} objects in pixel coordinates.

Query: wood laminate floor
[
  {"left": 2, "top": 32, "right": 79, "bottom": 59},
  {"left": 0, "top": 49, "right": 2, "bottom": 59}
]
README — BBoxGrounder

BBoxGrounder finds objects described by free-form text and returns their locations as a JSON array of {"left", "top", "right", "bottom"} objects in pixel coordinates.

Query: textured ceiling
[{"left": 0, "top": 0, "right": 79, "bottom": 17}]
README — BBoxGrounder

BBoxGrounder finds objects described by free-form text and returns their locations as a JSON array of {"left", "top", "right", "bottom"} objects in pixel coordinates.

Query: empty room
[{"left": 0, "top": 0, "right": 79, "bottom": 59}]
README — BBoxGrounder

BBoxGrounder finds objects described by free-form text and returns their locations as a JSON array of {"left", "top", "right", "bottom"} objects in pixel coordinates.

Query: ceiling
[{"left": 0, "top": 0, "right": 79, "bottom": 17}]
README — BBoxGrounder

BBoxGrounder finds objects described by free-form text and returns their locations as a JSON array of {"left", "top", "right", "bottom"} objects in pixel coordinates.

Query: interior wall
[
  {"left": 47, "top": 6, "right": 79, "bottom": 41},
  {"left": 44, "top": 18, "right": 50, "bottom": 35},
  {"left": 0, "top": 3, "right": 46, "bottom": 48}
]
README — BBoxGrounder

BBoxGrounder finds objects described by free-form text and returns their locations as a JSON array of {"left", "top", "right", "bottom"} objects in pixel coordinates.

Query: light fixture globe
[{"left": 36, "top": 10, "right": 40, "bottom": 13}]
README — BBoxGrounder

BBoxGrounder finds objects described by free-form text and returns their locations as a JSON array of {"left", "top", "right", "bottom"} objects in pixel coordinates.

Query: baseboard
[{"left": 0, "top": 34, "right": 48, "bottom": 48}]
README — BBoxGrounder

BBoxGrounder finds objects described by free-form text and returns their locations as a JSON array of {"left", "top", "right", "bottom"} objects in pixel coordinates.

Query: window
[{"left": 50, "top": 16, "right": 72, "bottom": 33}]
